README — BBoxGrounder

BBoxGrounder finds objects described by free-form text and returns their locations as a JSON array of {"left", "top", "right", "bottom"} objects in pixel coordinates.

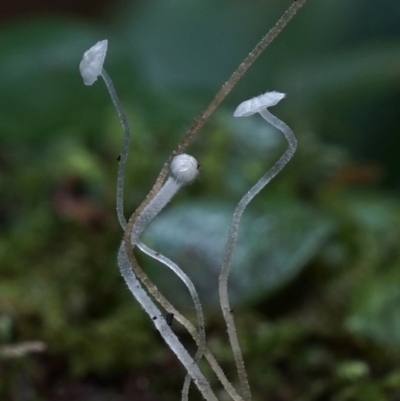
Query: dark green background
[{"left": 1, "top": 1, "right": 400, "bottom": 400}]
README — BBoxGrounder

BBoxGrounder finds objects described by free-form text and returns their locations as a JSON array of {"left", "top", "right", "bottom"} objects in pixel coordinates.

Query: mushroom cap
[
  {"left": 79, "top": 40, "right": 108, "bottom": 86},
  {"left": 170, "top": 154, "right": 199, "bottom": 185},
  {"left": 233, "top": 91, "right": 286, "bottom": 117}
]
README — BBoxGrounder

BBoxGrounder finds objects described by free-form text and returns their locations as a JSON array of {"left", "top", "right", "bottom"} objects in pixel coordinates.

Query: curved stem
[
  {"left": 219, "top": 108, "right": 297, "bottom": 401},
  {"left": 117, "top": 245, "right": 218, "bottom": 401},
  {"left": 136, "top": 241, "right": 207, "bottom": 400},
  {"left": 131, "top": 177, "right": 180, "bottom": 243},
  {"left": 101, "top": 68, "right": 131, "bottom": 229}
]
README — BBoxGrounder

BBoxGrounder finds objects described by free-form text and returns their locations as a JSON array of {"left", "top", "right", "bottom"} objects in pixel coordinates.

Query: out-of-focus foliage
[{"left": 1, "top": 0, "right": 400, "bottom": 400}]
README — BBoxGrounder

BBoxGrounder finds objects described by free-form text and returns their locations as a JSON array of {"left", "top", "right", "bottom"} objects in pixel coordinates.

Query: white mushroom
[
  {"left": 232, "top": 90, "right": 296, "bottom": 157},
  {"left": 170, "top": 154, "right": 200, "bottom": 185},
  {"left": 79, "top": 39, "right": 132, "bottom": 229},
  {"left": 79, "top": 39, "right": 108, "bottom": 86},
  {"left": 233, "top": 91, "right": 285, "bottom": 117}
]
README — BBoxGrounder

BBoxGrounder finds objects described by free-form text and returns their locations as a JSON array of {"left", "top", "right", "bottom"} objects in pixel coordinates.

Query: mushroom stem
[
  {"left": 100, "top": 68, "right": 131, "bottom": 229},
  {"left": 136, "top": 241, "right": 207, "bottom": 400},
  {"left": 131, "top": 177, "right": 180, "bottom": 243},
  {"left": 219, "top": 94, "right": 297, "bottom": 401},
  {"left": 258, "top": 108, "right": 297, "bottom": 171},
  {"left": 117, "top": 246, "right": 218, "bottom": 401}
]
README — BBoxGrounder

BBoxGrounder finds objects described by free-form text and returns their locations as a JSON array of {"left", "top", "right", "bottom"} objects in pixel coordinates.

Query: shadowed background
[{"left": 1, "top": 0, "right": 400, "bottom": 400}]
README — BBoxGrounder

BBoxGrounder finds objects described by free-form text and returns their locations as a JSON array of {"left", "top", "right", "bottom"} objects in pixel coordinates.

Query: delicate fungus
[
  {"left": 80, "top": 39, "right": 131, "bottom": 229},
  {"left": 79, "top": 39, "right": 108, "bottom": 86},
  {"left": 233, "top": 91, "right": 285, "bottom": 117},
  {"left": 170, "top": 154, "right": 200, "bottom": 185},
  {"left": 219, "top": 90, "right": 297, "bottom": 401}
]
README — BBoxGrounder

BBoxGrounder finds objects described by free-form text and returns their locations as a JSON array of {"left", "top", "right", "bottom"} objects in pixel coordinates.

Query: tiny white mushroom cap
[
  {"left": 79, "top": 40, "right": 108, "bottom": 86},
  {"left": 233, "top": 91, "right": 286, "bottom": 117},
  {"left": 170, "top": 154, "right": 200, "bottom": 185}
]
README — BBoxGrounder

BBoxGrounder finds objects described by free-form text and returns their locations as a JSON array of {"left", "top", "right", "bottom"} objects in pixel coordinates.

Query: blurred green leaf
[{"left": 143, "top": 199, "right": 334, "bottom": 308}]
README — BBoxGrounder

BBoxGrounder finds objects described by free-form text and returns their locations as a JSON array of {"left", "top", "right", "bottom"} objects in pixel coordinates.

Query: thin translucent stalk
[
  {"left": 219, "top": 108, "right": 297, "bottom": 401},
  {"left": 136, "top": 241, "right": 206, "bottom": 400},
  {"left": 100, "top": 68, "right": 131, "bottom": 229},
  {"left": 131, "top": 177, "right": 180, "bottom": 242},
  {"left": 119, "top": 243, "right": 243, "bottom": 401},
  {"left": 117, "top": 246, "right": 218, "bottom": 401}
]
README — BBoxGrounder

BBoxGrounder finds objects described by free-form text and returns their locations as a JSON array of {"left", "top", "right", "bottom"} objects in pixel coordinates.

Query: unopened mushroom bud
[
  {"left": 170, "top": 154, "right": 200, "bottom": 185},
  {"left": 130, "top": 154, "right": 200, "bottom": 244}
]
